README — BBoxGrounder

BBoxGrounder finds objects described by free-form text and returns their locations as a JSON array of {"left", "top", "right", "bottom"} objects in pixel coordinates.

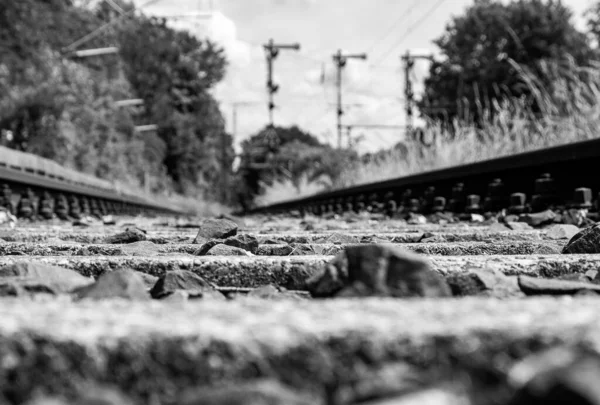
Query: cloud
[{"left": 134, "top": 0, "right": 424, "bottom": 153}]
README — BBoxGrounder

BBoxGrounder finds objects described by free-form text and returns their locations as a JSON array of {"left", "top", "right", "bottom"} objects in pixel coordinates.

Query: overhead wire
[
  {"left": 312, "top": 0, "right": 427, "bottom": 139},
  {"left": 328, "top": 0, "right": 447, "bottom": 146},
  {"left": 370, "top": 0, "right": 447, "bottom": 68},
  {"left": 364, "top": 0, "right": 422, "bottom": 56},
  {"left": 63, "top": 0, "right": 165, "bottom": 52}
]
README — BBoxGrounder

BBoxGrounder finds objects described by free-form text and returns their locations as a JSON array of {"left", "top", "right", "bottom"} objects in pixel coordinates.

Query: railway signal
[
  {"left": 263, "top": 39, "right": 301, "bottom": 127},
  {"left": 401, "top": 51, "right": 434, "bottom": 136},
  {"left": 333, "top": 50, "right": 367, "bottom": 149}
]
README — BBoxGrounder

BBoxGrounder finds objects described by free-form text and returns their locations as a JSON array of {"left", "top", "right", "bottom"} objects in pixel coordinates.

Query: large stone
[
  {"left": 194, "top": 218, "right": 238, "bottom": 243},
  {"left": 446, "top": 268, "right": 524, "bottom": 298},
  {"left": 104, "top": 227, "right": 147, "bottom": 244},
  {"left": 546, "top": 224, "right": 580, "bottom": 240},
  {"left": 518, "top": 210, "right": 557, "bottom": 227},
  {"left": 178, "top": 379, "right": 313, "bottom": 405},
  {"left": 206, "top": 244, "right": 251, "bottom": 256},
  {"left": 150, "top": 270, "right": 217, "bottom": 299},
  {"left": 223, "top": 234, "right": 259, "bottom": 253},
  {"left": 0, "top": 262, "right": 93, "bottom": 294},
  {"left": 562, "top": 223, "right": 600, "bottom": 254},
  {"left": 518, "top": 275, "right": 600, "bottom": 296},
  {"left": 305, "top": 245, "right": 451, "bottom": 298},
  {"left": 72, "top": 269, "right": 150, "bottom": 300},
  {"left": 507, "top": 347, "right": 600, "bottom": 405}
]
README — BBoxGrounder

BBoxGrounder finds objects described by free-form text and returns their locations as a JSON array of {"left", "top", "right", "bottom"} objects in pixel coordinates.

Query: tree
[
  {"left": 418, "top": 0, "right": 593, "bottom": 125},
  {"left": 0, "top": 0, "right": 234, "bottom": 202},
  {"left": 234, "top": 125, "right": 359, "bottom": 209},
  {"left": 118, "top": 15, "right": 232, "bottom": 198}
]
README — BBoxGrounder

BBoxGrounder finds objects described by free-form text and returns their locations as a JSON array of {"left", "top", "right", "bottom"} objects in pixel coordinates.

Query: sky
[{"left": 131, "top": 0, "right": 595, "bottom": 154}]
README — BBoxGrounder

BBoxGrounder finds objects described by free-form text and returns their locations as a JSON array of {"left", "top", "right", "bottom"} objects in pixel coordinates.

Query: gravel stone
[
  {"left": 193, "top": 240, "right": 223, "bottom": 256},
  {"left": 306, "top": 245, "right": 451, "bottom": 298},
  {"left": 518, "top": 210, "right": 557, "bottom": 227},
  {"left": 104, "top": 227, "right": 147, "bottom": 244},
  {"left": 7, "top": 253, "right": 600, "bottom": 291},
  {"left": 0, "top": 262, "right": 93, "bottom": 294},
  {"left": 446, "top": 268, "right": 523, "bottom": 298},
  {"left": 545, "top": 224, "right": 580, "bottom": 240},
  {"left": 518, "top": 275, "right": 600, "bottom": 295},
  {"left": 150, "top": 270, "right": 217, "bottom": 299},
  {"left": 223, "top": 234, "right": 259, "bottom": 253},
  {"left": 562, "top": 223, "right": 600, "bottom": 254},
  {"left": 72, "top": 269, "right": 150, "bottom": 300},
  {"left": 194, "top": 218, "right": 238, "bottom": 243}
]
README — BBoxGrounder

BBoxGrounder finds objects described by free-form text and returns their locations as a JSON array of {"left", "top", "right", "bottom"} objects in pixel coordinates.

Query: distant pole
[
  {"left": 401, "top": 51, "right": 434, "bottom": 139},
  {"left": 263, "top": 39, "right": 300, "bottom": 127},
  {"left": 232, "top": 105, "right": 238, "bottom": 138},
  {"left": 221, "top": 131, "right": 229, "bottom": 203},
  {"left": 333, "top": 49, "right": 367, "bottom": 149}
]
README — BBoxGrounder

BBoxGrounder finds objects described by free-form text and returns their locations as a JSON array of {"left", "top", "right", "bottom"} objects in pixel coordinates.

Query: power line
[
  {"left": 63, "top": 0, "right": 164, "bottom": 52},
  {"left": 365, "top": 0, "right": 422, "bottom": 55},
  {"left": 370, "top": 0, "right": 447, "bottom": 68}
]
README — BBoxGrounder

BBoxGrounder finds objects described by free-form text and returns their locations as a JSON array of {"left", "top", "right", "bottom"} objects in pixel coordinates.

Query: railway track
[
  {"left": 1, "top": 208, "right": 600, "bottom": 405},
  {"left": 0, "top": 148, "right": 184, "bottom": 217},
  {"left": 244, "top": 138, "right": 600, "bottom": 217},
  {"left": 3, "top": 140, "right": 600, "bottom": 404}
]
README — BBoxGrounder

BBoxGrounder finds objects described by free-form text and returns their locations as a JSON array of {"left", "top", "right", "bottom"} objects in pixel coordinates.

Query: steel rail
[
  {"left": 0, "top": 164, "right": 184, "bottom": 216},
  {"left": 243, "top": 137, "right": 600, "bottom": 215}
]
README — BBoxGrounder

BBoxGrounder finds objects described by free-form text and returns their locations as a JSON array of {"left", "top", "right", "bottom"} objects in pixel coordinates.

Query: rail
[{"left": 243, "top": 138, "right": 600, "bottom": 215}]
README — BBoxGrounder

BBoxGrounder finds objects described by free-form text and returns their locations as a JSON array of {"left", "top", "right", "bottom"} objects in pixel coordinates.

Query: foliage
[
  {"left": 234, "top": 125, "right": 359, "bottom": 209},
  {"left": 418, "top": 0, "right": 593, "bottom": 125},
  {"left": 0, "top": 0, "right": 234, "bottom": 203}
]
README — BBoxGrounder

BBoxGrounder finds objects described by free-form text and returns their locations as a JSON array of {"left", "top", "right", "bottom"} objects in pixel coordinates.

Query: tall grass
[{"left": 259, "top": 57, "right": 600, "bottom": 205}]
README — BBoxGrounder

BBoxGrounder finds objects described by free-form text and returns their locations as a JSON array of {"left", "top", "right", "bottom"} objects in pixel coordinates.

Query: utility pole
[
  {"left": 263, "top": 39, "right": 300, "bottom": 127},
  {"left": 333, "top": 49, "right": 367, "bottom": 149},
  {"left": 401, "top": 51, "right": 434, "bottom": 139}
]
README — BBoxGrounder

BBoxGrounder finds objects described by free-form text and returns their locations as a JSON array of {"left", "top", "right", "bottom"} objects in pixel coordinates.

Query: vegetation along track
[{"left": 245, "top": 137, "right": 600, "bottom": 217}]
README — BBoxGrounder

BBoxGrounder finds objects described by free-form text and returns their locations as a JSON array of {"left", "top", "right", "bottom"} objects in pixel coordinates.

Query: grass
[{"left": 258, "top": 56, "right": 600, "bottom": 206}]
